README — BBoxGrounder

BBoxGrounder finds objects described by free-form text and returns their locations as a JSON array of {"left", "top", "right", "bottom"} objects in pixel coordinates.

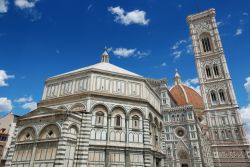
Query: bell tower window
[
  {"left": 210, "top": 91, "right": 218, "bottom": 104},
  {"left": 219, "top": 89, "right": 226, "bottom": 103},
  {"left": 206, "top": 66, "right": 212, "bottom": 78},
  {"left": 200, "top": 33, "right": 212, "bottom": 53},
  {"left": 213, "top": 64, "right": 219, "bottom": 77}
]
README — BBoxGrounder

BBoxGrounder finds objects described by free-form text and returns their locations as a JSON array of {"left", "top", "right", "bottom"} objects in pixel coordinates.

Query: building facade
[
  {"left": 3, "top": 8, "right": 250, "bottom": 167},
  {"left": 0, "top": 112, "right": 19, "bottom": 166}
]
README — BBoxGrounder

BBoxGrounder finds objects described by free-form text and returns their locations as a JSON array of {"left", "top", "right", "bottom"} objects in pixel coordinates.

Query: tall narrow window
[
  {"left": 115, "top": 115, "right": 121, "bottom": 127},
  {"left": 219, "top": 89, "right": 226, "bottom": 103},
  {"left": 213, "top": 64, "right": 219, "bottom": 77},
  {"left": 211, "top": 91, "right": 218, "bottom": 104},
  {"left": 201, "top": 35, "right": 212, "bottom": 52},
  {"left": 206, "top": 66, "right": 212, "bottom": 78},
  {"left": 221, "top": 131, "right": 226, "bottom": 139},
  {"left": 167, "top": 147, "right": 171, "bottom": 156},
  {"left": 96, "top": 111, "right": 104, "bottom": 126},
  {"left": 132, "top": 115, "right": 140, "bottom": 130}
]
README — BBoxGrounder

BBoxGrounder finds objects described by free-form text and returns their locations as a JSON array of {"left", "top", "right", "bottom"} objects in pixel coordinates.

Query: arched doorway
[{"left": 178, "top": 150, "right": 191, "bottom": 167}]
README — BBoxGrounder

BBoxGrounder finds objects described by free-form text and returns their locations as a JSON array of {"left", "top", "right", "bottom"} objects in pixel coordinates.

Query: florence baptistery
[{"left": 4, "top": 8, "right": 250, "bottom": 167}]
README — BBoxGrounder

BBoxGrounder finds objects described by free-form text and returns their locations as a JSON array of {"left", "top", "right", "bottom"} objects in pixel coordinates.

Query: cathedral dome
[{"left": 170, "top": 70, "right": 204, "bottom": 110}]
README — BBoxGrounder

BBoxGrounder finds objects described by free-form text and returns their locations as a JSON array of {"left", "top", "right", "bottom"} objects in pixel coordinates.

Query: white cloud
[
  {"left": 14, "top": 96, "right": 33, "bottom": 103},
  {"left": 172, "top": 40, "right": 187, "bottom": 50},
  {"left": 184, "top": 77, "right": 200, "bottom": 94},
  {"left": 113, "top": 48, "right": 136, "bottom": 57},
  {"left": 0, "top": 97, "right": 12, "bottom": 112},
  {"left": 0, "top": 0, "right": 8, "bottom": 13},
  {"left": 14, "top": 0, "right": 41, "bottom": 21},
  {"left": 171, "top": 38, "right": 193, "bottom": 60},
  {"left": 186, "top": 44, "right": 193, "bottom": 54},
  {"left": 108, "top": 6, "right": 149, "bottom": 26},
  {"left": 234, "top": 28, "right": 243, "bottom": 36},
  {"left": 173, "top": 51, "right": 182, "bottom": 59},
  {"left": 244, "top": 77, "right": 250, "bottom": 99},
  {"left": 56, "top": 49, "right": 60, "bottom": 55},
  {"left": 177, "top": 4, "right": 182, "bottom": 8},
  {"left": 15, "top": 0, "right": 39, "bottom": 9},
  {"left": 87, "top": 4, "right": 93, "bottom": 11},
  {"left": 112, "top": 48, "right": 149, "bottom": 58},
  {"left": 216, "top": 21, "right": 223, "bottom": 27},
  {"left": 135, "top": 50, "right": 150, "bottom": 59},
  {"left": 243, "top": 12, "right": 249, "bottom": 16},
  {"left": 22, "top": 101, "right": 37, "bottom": 111},
  {"left": 0, "top": 70, "right": 14, "bottom": 87},
  {"left": 239, "top": 104, "right": 250, "bottom": 141},
  {"left": 161, "top": 62, "right": 167, "bottom": 67}
]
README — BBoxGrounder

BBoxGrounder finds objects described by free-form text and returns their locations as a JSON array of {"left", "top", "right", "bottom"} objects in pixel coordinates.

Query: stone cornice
[
  {"left": 38, "top": 91, "right": 161, "bottom": 115},
  {"left": 187, "top": 8, "right": 216, "bottom": 24}
]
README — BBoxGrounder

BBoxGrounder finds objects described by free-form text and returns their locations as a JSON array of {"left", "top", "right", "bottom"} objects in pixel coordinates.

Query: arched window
[
  {"left": 227, "top": 130, "right": 232, "bottom": 139},
  {"left": 96, "top": 111, "right": 104, "bottom": 126},
  {"left": 115, "top": 115, "right": 122, "bottom": 127},
  {"left": 206, "top": 66, "right": 212, "bottom": 78},
  {"left": 35, "top": 125, "right": 60, "bottom": 163},
  {"left": 13, "top": 127, "right": 36, "bottom": 163},
  {"left": 167, "top": 147, "right": 171, "bottom": 156},
  {"left": 235, "top": 129, "right": 241, "bottom": 139},
  {"left": 132, "top": 115, "right": 140, "bottom": 130},
  {"left": 214, "top": 131, "right": 219, "bottom": 140},
  {"left": 219, "top": 89, "right": 226, "bottom": 103},
  {"left": 172, "top": 115, "right": 175, "bottom": 121},
  {"left": 201, "top": 34, "right": 212, "bottom": 53},
  {"left": 213, "top": 64, "right": 219, "bottom": 77},
  {"left": 221, "top": 131, "right": 226, "bottom": 139},
  {"left": 210, "top": 91, "right": 218, "bottom": 104},
  {"left": 193, "top": 146, "right": 198, "bottom": 156}
]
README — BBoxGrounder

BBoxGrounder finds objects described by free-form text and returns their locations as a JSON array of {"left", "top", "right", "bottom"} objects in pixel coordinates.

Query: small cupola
[
  {"left": 174, "top": 69, "right": 182, "bottom": 85},
  {"left": 101, "top": 47, "right": 109, "bottom": 63}
]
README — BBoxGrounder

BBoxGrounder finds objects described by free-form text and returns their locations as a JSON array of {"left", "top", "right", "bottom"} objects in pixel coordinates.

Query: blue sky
[{"left": 0, "top": 0, "right": 250, "bottom": 133}]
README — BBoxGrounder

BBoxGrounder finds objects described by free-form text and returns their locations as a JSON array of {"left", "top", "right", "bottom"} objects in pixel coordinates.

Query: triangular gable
[{"left": 19, "top": 107, "right": 65, "bottom": 120}]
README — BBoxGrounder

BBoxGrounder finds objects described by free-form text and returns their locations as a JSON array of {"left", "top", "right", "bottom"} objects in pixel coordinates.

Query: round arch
[
  {"left": 90, "top": 103, "right": 109, "bottom": 114},
  {"left": 17, "top": 126, "right": 37, "bottom": 142},
  {"left": 70, "top": 103, "right": 86, "bottom": 112},
  {"left": 39, "top": 124, "right": 61, "bottom": 139},
  {"left": 57, "top": 105, "right": 68, "bottom": 111},
  {"left": 110, "top": 105, "right": 127, "bottom": 116}
]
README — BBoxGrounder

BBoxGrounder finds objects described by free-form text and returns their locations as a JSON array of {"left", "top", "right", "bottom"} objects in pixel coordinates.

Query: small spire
[
  {"left": 174, "top": 69, "right": 182, "bottom": 85},
  {"left": 101, "top": 47, "right": 109, "bottom": 63}
]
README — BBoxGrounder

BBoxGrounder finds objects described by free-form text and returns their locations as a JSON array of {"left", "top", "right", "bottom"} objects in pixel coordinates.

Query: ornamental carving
[
  {"left": 205, "top": 82, "right": 227, "bottom": 92},
  {"left": 194, "top": 20, "right": 211, "bottom": 33}
]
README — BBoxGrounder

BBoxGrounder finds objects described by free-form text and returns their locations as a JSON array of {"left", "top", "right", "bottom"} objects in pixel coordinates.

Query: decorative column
[
  {"left": 125, "top": 115, "right": 129, "bottom": 167},
  {"left": 54, "top": 120, "right": 71, "bottom": 167},
  {"left": 75, "top": 112, "right": 92, "bottom": 167},
  {"left": 105, "top": 113, "right": 111, "bottom": 167},
  {"left": 143, "top": 118, "right": 152, "bottom": 167}
]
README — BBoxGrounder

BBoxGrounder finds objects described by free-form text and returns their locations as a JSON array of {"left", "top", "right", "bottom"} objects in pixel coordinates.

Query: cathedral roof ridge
[{"left": 49, "top": 62, "right": 142, "bottom": 79}]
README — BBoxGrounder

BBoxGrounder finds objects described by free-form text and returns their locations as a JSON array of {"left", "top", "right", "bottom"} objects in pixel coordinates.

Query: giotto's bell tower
[{"left": 187, "top": 9, "right": 250, "bottom": 166}]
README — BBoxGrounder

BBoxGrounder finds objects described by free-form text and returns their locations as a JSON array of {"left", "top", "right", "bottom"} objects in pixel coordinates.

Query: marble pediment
[{"left": 19, "top": 107, "right": 65, "bottom": 120}]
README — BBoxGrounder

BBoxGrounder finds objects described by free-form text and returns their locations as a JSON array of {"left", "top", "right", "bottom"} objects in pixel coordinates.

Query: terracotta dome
[
  {"left": 170, "top": 70, "right": 204, "bottom": 110},
  {"left": 170, "top": 84, "right": 204, "bottom": 110}
]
